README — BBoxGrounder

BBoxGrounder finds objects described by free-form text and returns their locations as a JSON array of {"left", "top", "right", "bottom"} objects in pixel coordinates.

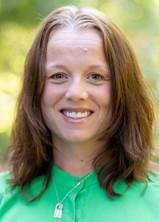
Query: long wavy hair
[{"left": 9, "top": 5, "right": 155, "bottom": 200}]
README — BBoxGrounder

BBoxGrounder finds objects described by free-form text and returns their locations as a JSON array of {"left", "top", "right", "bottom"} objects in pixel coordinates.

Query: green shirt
[{"left": 0, "top": 165, "right": 159, "bottom": 222}]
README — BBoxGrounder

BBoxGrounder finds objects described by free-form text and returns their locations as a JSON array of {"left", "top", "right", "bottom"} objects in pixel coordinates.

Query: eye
[
  {"left": 50, "top": 73, "right": 68, "bottom": 80},
  {"left": 88, "top": 73, "right": 105, "bottom": 81},
  {"left": 87, "top": 72, "right": 111, "bottom": 85}
]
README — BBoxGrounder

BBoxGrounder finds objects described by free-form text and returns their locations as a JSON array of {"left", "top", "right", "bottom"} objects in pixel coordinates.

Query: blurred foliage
[{"left": 0, "top": 0, "right": 159, "bottom": 169}]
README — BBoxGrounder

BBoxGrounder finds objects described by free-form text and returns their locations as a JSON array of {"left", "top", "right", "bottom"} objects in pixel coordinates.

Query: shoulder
[
  {"left": 128, "top": 173, "right": 159, "bottom": 203},
  {"left": 115, "top": 172, "right": 159, "bottom": 199},
  {"left": 145, "top": 172, "right": 159, "bottom": 196},
  {"left": 0, "top": 171, "right": 12, "bottom": 206},
  {"left": 0, "top": 171, "right": 11, "bottom": 193}
]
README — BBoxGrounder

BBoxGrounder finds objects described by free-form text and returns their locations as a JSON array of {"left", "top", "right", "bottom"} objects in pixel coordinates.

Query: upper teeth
[{"left": 63, "top": 111, "right": 91, "bottom": 119}]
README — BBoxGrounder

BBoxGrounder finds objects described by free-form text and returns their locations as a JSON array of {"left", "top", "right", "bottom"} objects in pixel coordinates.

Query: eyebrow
[
  {"left": 46, "top": 64, "right": 109, "bottom": 72},
  {"left": 87, "top": 65, "right": 109, "bottom": 72}
]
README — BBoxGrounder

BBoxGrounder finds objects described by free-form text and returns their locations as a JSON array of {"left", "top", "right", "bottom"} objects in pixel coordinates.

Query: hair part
[{"left": 9, "top": 5, "right": 156, "bottom": 200}]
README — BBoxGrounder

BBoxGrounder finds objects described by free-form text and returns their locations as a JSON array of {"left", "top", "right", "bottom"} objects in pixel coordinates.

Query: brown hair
[{"left": 9, "top": 5, "right": 155, "bottom": 200}]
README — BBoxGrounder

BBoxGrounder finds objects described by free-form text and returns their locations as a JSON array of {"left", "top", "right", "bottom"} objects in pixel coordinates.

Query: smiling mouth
[{"left": 60, "top": 110, "right": 93, "bottom": 119}]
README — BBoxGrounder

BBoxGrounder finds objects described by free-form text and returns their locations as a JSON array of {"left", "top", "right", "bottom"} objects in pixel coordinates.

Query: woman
[{"left": 0, "top": 5, "right": 159, "bottom": 222}]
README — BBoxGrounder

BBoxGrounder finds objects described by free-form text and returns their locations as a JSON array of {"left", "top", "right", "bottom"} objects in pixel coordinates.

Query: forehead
[
  {"left": 47, "top": 27, "right": 104, "bottom": 51},
  {"left": 46, "top": 27, "right": 106, "bottom": 63}
]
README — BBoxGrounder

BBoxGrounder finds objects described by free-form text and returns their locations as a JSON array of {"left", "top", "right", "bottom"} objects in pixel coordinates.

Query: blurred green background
[{"left": 0, "top": 0, "right": 159, "bottom": 170}]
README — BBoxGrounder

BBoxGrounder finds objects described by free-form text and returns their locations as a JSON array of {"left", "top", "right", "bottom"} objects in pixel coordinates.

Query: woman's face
[{"left": 41, "top": 27, "right": 112, "bottom": 145}]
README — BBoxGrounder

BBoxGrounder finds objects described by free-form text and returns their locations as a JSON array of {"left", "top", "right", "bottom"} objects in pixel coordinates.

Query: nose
[{"left": 65, "top": 78, "right": 88, "bottom": 101}]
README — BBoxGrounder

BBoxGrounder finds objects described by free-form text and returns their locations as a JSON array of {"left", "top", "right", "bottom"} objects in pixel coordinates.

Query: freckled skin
[{"left": 41, "top": 27, "right": 112, "bottom": 148}]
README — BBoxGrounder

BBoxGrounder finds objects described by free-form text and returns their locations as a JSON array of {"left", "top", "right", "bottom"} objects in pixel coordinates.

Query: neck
[{"left": 53, "top": 138, "right": 105, "bottom": 176}]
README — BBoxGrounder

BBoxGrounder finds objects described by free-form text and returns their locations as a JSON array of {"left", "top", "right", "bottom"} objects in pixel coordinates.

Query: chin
[{"left": 62, "top": 135, "right": 93, "bottom": 144}]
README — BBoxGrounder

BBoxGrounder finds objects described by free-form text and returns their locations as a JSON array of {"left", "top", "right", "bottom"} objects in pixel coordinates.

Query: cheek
[
  {"left": 42, "top": 84, "right": 63, "bottom": 106},
  {"left": 95, "top": 85, "right": 112, "bottom": 108},
  {"left": 41, "top": 87, "right": 58, "bottom": 128},
  {"left": 95, "top": 88, "right": 112, "bottom": 126}
]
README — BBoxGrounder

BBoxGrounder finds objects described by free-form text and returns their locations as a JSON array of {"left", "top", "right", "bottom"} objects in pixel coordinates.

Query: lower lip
[{"left": 60, "top": 112, "right": 93, "bottom": 124}]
